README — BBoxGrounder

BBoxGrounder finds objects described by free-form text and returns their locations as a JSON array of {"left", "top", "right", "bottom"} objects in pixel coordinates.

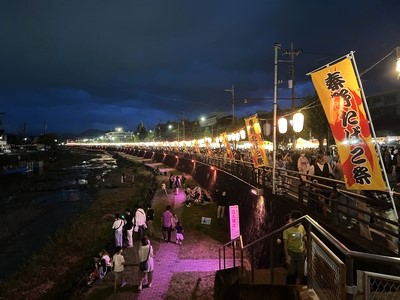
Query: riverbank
[
  {"left": 0, "top": 149, "right": 101, "bottom": 256},
  {"left": 79, "top": 157, "right": 232, "bottom": 300},
  {"left": 0, "top": 150, "right": 158, "bottom": 299}
]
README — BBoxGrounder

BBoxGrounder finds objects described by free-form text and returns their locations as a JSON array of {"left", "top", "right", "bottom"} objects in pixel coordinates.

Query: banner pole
[
  {"left": 350, "top": 51, "right": 398, "bottom": 221},
  {"left": 306, "top": 53, "right": 350, "bottom": 76}
]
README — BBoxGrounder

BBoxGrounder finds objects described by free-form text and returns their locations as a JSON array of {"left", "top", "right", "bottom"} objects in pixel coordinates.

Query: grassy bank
[{"left": 0, "top": 152, "right": 157, "bottom": 299}]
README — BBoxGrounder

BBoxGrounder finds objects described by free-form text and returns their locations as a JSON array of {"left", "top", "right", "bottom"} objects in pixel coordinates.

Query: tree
[
  {"left": 36, "top": 133, "right": 59, "bottom": 148},
  {"left": 302, "top": 94, "right": 330, "bottom": 151},
  {"left": 135, "top": 122, "right": 148, "bottom": 141}
]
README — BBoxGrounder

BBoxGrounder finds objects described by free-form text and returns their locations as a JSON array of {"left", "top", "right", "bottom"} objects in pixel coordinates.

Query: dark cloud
[{"left": 0, "top": 0, "right": 399, "bottom": 134}]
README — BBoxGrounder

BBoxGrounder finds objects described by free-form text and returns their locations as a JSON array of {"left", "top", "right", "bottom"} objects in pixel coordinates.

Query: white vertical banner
[{"left": 229, "top": 205, "right": 240, "bottom": 240}]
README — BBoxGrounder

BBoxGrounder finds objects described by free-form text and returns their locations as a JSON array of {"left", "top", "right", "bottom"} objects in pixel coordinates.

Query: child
[
  {"left": 175, "top": 221, "right": 184, "bottom": 245},
  {"left": 283, "top": 211, "right": 306, "bottom": 285},
  {"left": 171, "top": 213, "right": 178, "bottom": 231},
  {"left": 161, "top": 181, "right": 168, "bottom": 197},
  {"left": 112, "top": 246, "right": 126, "bottom": 292}
]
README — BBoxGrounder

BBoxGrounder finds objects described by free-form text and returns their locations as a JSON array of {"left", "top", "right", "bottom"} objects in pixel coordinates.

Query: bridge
[{"left": 69, "top": 143, "right": 400, "bottom": 299}]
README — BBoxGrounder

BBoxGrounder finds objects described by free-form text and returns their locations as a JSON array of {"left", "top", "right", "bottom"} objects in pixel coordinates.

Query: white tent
[{"left": 295, "top": 137, "right": 319, "bottom": 149}]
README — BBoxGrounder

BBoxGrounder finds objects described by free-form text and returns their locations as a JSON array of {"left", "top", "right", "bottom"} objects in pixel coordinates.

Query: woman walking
[{"left": 138, "top": 236, "right": 154, "bottom": 290}]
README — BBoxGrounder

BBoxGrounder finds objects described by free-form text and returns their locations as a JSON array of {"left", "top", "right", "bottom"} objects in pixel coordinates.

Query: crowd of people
[
  {"left": 85, "top": 145, "right": 400, "bottom": 291},
  {"left": 87, "top": 203, "right": 148, "bottom": 285},
  {"left": 87, "top": 198, "right": 185, "bottom": 290},
  {"left": 184, "top": 185, "right": 211, "bottom": 207},
  {"left": 273, "top": 148, "right": 399, "bottom": 255},
  {"left": 148, "top": 144, "right": 400, "bottom": 189}
]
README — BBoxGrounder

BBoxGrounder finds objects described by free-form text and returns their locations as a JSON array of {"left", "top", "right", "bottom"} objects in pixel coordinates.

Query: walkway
[
  {"left": 137, "top": 159, "right": 221, "bottom": 299},
  {"left": 85, "top": 155, "right": 229, "bottom": 299}
]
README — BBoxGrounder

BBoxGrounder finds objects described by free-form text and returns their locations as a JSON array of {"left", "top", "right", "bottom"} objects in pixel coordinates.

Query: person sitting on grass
[
  {"left": 87, "top": 253, "right": 101, "bottom": 286},
  {"left": 185, "top": 187, "right": 192, "bottom": 207},
  {"left": 98, "top": 249, "right": 112, "bottom": 278},
  {"left": 87, "top": 249, "right": 112, "bottom": 285}
]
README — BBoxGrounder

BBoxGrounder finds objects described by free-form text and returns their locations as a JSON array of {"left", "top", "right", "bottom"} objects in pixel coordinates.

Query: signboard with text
[{"left": 229, "top": 205, "right": 240, "bottom": 240}]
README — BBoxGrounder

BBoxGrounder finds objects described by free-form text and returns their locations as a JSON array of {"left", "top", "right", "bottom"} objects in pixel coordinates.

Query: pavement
[{"left": 84, "top": 156, "right": 228, "bottom": 299}]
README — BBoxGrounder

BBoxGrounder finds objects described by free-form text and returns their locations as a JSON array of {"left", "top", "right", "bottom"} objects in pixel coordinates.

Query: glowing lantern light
[
  {"left": 240, "top": 130, "right": 246, "bottom": 140},
  {"left": 292, "top": 112, "right": 304, "bottom": 133},
  {"left": 278, "top": 117, "right": 288, "bottom": 134}
]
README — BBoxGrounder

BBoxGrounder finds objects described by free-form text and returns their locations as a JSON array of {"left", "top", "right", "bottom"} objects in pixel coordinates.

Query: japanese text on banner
[{"left": 310, "top": 55, "right": 385, "bottom": 190}]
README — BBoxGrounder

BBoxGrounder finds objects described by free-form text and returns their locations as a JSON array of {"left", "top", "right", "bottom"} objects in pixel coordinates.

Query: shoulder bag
[{"left": 139, "top": 247, "right": 151, "bottom": 271}]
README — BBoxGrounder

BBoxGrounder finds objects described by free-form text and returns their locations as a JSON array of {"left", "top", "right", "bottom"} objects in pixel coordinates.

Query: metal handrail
[
  {"left": 76, "top": 145, "right": 400, "bottom": 255},
  {"left": 218, "top": 236, "right": 242, "bottom": 270},
  {"left": 222, "top": 214, "right": 400, "bottom": 299}
]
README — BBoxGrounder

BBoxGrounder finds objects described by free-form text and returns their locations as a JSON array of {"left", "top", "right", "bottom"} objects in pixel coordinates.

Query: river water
[{"left": 0, "top": 154, "right": 117, "bottom": 281}]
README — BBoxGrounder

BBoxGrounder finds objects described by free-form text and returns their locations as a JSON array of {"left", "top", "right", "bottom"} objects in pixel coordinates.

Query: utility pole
[
  {"left": 225, "top": 84, "right": 235, "bottom": 126},
  {"left": 272, "top": 43, "right": 281, "bottom": 195},
  {"left": 0, "top": 113, "right": 4, "bottom": 135},
  {"left": 181, "top": 111, "right": 185, "bottom": 140},
  {"left": 283, "top": 43, "right": 302, "bottom": 149}
]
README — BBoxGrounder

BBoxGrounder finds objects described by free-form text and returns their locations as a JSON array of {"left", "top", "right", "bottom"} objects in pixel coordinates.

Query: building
[
  {"left": 104, "top": 127, "right": 134, "bottom": 142},
  {"left": 366, "top": 89, "right": 400, "bottom": 136}
]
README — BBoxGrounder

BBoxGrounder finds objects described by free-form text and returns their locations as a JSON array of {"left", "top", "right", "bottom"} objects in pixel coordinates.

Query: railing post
[
  {"left": 223, "top": 246, "right": 226, "bottom": 269},
  {"left": 345, "top": 256, "right": 354, "bottom": 300},
  {"left": 251, "top": 246, "right": 255, "bottom": 283},
  {"left": 218, "top": 248, "right": 221, "bottom": 270},
  {"left": 232, "top": 239, "right": 236, "bottom": 268},
  {"left": 331, "top": 182, "right": 339, "bottom": 225},
  {"left": 270, "top": 235, "right": 275, "bottom": 284},
  {"left": 298, "top": 180, "right": 304, "bottom": 205},
  {"left": 241, "top": 248, "right": 244, "bottom": 275},
  {"left": 306, "top": 220, "right": 312, "bottom": 289}
]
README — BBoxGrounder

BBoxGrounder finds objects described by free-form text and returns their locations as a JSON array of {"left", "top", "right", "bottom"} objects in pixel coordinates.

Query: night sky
[{"left": 1, "top": 0, "right": 399, "bottom": 135}]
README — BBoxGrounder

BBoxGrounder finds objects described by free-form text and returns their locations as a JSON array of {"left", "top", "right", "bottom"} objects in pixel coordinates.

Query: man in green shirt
[{"left": 283, "top": 211, "right": 306, "bottom": 284}]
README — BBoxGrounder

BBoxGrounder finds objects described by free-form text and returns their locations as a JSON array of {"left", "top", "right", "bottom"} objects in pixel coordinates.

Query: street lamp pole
[{"left": 272, "top": 43, "right": 281, "bottom": 195}]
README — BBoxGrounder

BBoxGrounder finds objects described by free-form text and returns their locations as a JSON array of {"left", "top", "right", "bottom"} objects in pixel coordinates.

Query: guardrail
[
  {"left": 132, "top": 146, "right": 400, "bottom": 256},
  {"left": 75, "top": 144, "right": 399, "bottom": 256}
]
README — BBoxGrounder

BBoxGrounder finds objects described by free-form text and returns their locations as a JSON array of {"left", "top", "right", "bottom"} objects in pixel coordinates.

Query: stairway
[{"left": 214, "top": 267, "right": 316, "bottom": 300}]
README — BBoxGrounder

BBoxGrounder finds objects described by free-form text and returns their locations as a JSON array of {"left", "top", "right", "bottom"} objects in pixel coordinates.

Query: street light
[{"left": 199, "top": 116, "right": 215, "bottom": 137}]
